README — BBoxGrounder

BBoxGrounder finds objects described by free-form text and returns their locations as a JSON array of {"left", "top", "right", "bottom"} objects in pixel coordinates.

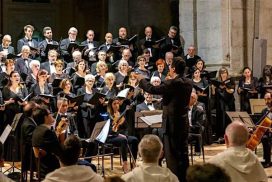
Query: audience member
[
  {"left": 208, "top": 121, "right": 267, "bottom": 182},
  {"left": 43, "top": 135, "right": 103, "bottom": 182},
  {"left": 122, "top": 134, "right": 179, "bottom": 182},
  {"left": 186, "top": 163, "right": 231, "bottom": 182}
]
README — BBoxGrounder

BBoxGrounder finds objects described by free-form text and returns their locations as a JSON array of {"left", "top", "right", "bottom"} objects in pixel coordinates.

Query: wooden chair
[{"left": 32, "top": 147, "right": 46, "bottom": 182}]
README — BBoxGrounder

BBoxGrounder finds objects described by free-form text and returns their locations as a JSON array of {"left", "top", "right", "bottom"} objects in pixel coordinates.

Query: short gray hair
[
  {"left": 29, "top": 60, "right": 40, "bottom": 69},
  {"left": 139, "top": 134, "right": 162, "bottom": 163},
  {"left": 225, "top": 121, "right": 249, "bottom": 146}
]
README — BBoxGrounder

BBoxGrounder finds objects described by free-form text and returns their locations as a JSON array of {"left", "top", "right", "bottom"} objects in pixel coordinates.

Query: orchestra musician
[
  {"left": 106, "top": 98, "right": 138, "bottom": 173},
  {"left": 261, "top": 92, "right": 272, "bottom": 168},
  {"left": 32, "top": 106, "right": 64, "bottom": 179}
]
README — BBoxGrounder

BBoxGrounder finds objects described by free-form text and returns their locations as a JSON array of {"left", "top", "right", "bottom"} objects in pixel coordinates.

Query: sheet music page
[
  {"left": 140, "top": 114, "right": 162, "bottom": 125},
  {"left": 0, "top": 124, "right": 12, "bottom": 144},
  {"left": 96, "top": 119, "right": 110, "bottom": 143}
]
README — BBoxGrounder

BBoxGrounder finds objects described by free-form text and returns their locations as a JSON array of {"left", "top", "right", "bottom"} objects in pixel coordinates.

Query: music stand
[
  {"left": 249, "top": 99, "right": 266, "bottom": 114},
  {"left": 226, "top": 112, "right": 255, "bottom": 128},
  {"left": 83, "top": 120, "right": 110, "bottom": 177},
  {"left": 3, "top": 113, "right": 23, "bottom": 176},
  {"left": 135, "top": 110, "right": 163, "bottom": 128}
]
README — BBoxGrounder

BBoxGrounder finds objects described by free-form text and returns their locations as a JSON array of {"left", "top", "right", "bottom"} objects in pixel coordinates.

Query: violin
[
  {"left": 246, "top": 112, "right": 272, "bottom": 151},
  {"left": 56, "top": 117, "right": 68, "bottom": 136},
  {"left": 112, "top": 105, "right": 132, "bottom": 132}
]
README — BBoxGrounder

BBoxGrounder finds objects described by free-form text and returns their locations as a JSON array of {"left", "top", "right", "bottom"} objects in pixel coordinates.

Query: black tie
[
  {"left": 147, "top": 103, "right": 152, "bottom": 106},
  {"left": 28, "top": 39, "right": 32, "bottom": 42}
]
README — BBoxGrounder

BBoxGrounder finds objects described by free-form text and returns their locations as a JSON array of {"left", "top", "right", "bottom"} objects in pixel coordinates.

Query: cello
[{"left": 246, "top": 111, "right": 272, "bottom": 151}]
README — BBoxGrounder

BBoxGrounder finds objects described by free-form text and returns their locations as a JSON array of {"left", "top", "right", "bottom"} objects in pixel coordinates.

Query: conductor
[{"left": 137, "top": 57, "right": 193, "bottom": 182}]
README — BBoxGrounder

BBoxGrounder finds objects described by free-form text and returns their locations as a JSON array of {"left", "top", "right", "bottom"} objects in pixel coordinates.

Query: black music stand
[
  {"left": 226, "top": 112, "right": 255, "bottom": 128},
  {"left": 83, "top": 120, "right": 111, "bottom": 177},
  {"left": 3, "top": 113, "right": 23, "bottom": 179}
]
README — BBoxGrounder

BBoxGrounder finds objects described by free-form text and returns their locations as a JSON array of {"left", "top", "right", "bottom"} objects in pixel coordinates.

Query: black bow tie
[
  {"left": 88, "top": 41, "right": 93, "bottom": 44},
  {"left": 27, "top": 39, "right": 32, "bottom": 42},
  {"left": 147, "top": 103, "right": 152, "bottom": 106},
  {"left": 50, "top": 62, "right": 54, "bottom": 65}
]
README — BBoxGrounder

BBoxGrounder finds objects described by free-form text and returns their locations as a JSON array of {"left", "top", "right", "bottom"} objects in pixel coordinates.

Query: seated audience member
[
  {"left": 43, "top": 135, "right": 103, "bottom": 182},
  {"left": 122, "top": 134, "right": 178, "bottom": 182},
  {"left": 0, "top": 142, "right": 14, "bottom": 182},
  {"left": 186, "top": 163, "right": 231, "bottom": 182},
  {"left": 208, "top": 121, "right": 267, "bottom": 182}
]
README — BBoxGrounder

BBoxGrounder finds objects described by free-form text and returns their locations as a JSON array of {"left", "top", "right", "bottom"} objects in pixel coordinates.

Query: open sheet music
[
  {"left": 0, "top": 124, "right": 12, "bottom": 144},
  {"left": 140, "top": 114, "right": 162, "bottom": 126},
  {"left": 96, "top": 119, "right": 110, "bottom": 143}
]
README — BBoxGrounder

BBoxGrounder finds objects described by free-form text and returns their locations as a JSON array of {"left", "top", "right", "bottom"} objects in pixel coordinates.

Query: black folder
[
  {"left": 66, "top": 94, "right": 85, "bottom": 106},
  {"left": 88, "top": 92, "right": 106, "bottom": 105},
  {"left": 44, "top": 44, "right": 59, "bottom": 53},
  {"left": 51, "top": 78, "right": 62, "bottom": 88}
]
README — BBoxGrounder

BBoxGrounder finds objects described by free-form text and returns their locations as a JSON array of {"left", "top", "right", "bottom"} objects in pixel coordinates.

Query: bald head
[{"left": 225, "top": 121, "right": 249, "bottom": 147}]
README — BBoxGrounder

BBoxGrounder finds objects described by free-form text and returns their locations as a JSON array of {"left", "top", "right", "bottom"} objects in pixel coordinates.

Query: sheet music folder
[
  {"left": 226, "top": 111, "right": 255, "bottom": 128},
  {"left": 135, "top": 110, "right": 163, "bottom": 128}
]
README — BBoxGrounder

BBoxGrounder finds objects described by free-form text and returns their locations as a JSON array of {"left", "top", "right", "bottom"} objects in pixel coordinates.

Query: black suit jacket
[
  {"left": 0, "top": 45, "right": 15, "bottom": 54},
  {"left": 136, "top": 101, "right": 161, "bottom": 112},
  {"left": 139, "top": 76, "right": 192, "bottom": 137},
  {"left": 21, "top": 117, "right": 37, "bottom": 171},
  {"left": 38, "top": 39, "right": 59, "bottom": 62},
  {"left": 29, "top": 83, "right": 53, "bottom": 96},
  {"left": 41, "top": 61, "right": 54, "bottom": 75},
  {"left": 160, "top": 36, "right": 183, "bottom": 57},
  {"left": 60, "top": 38, "right": 79, "bottom": 62},
  {"left": 32, "top": 124, "right": 61, "bottom": 178},
  {"left": 189, "top": 105, "right": 205, "bottom": 133},
  {"left": 17, "top": 37, "right": 39, "bottom": 53},
  {"left": 15, "top": 57, "right": 32, "bottom": 76}
]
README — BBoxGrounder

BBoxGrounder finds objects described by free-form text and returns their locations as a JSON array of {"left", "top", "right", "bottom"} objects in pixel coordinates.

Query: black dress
[
  {"left": 2, "top": 86, "right": 28, "bottom": 161},
  {"left": 214, "top": 77, "right": 236, "bottom": 138},
  {"left": 238, "top": 77, "right": 259, "bottom": 113}
]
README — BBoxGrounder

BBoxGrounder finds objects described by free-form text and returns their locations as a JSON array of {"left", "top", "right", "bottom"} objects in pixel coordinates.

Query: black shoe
[{"left": 261, "top": 161, "right": 271, "bottom": 168}]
